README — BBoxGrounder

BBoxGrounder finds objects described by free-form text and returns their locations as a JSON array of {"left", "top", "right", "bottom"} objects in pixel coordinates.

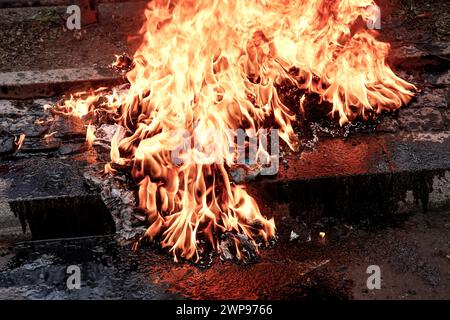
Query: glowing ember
[
  {"left": 14, "top": 134, "right": 26, "bottom": 151},
  {"left": 43, "top": 131, "right": 58, "bottom": 139},
  {"left": 56, "top": 0, "right": 415, "bottom": 262}
]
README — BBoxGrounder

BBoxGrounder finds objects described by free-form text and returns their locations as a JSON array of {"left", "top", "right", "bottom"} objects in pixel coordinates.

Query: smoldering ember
[{"left": 0, "top": 0, "right": 449, "bottom": 301}]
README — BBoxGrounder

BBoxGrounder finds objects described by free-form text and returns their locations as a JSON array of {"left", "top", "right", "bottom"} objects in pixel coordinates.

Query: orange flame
[
  {"left": 57, "top": 0, "right": 415, "bottom": 262},
  {"left": 86, "top": 125, "right": 96, "bottom": 147},
  {"left": 14, "top": 134, "right": 26, "bottom": 151}
]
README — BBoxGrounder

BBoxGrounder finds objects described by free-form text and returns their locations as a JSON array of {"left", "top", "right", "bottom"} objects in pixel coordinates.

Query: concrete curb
[
  {"left": 259, "top": 132, "right": 450, "bottom": 221},
  {"left": 0, "top": 67, "right": 126, "bottom": 99},
  {"left": 0, "top": 41, "right": 448, "bottom": 99}
]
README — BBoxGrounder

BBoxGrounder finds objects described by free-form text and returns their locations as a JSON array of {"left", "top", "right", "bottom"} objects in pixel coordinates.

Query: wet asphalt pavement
[{"left": 1, "top": 202, "right": 448, "bottom": 300}]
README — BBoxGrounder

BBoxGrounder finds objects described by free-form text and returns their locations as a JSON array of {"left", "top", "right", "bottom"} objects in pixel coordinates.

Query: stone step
[
  {"left": 0, "top": 157, "right": 115, "bottom": 241},
  {"left": 0, "top": 67, "right": 125, "bottom": 99},
  {"left": 257, "top": 131, "right": 450, "bottom": 221},
  {"left": 390, "top": 41, "right": 450, "bottom": 69}
]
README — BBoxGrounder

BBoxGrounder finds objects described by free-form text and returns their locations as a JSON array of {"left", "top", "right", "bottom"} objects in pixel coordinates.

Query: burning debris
[
  {"left": 52, "top": 0, "right": 416, "bottom": 263},
  {"left": 112, "top": 53, "right": 134, "bottom": 74},
  {"left": 14, "top": 134, "right": 25, "bottom": 152},
  {"left": 219, "top": 233, "right": 259, "bottom": 264}
]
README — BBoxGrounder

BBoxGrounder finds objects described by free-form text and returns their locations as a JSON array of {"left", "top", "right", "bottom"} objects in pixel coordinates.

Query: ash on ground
[{"left": 82, "top": 123, "right": 146, "bottom": 242}]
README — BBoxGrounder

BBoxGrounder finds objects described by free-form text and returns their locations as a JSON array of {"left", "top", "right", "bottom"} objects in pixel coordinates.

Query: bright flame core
[{"left": 59, "top": 0, "right": 415, "bottom": 262}]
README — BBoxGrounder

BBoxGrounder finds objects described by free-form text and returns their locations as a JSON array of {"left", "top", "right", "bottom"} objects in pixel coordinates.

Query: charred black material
[{"left": 9, "top": 194, "right": 115, "bottom": 240}]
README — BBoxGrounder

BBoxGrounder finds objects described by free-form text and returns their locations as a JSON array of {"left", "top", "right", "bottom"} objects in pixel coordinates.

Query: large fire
[{"left": 55, "top": 0, "right": 415, "bottom": 262}]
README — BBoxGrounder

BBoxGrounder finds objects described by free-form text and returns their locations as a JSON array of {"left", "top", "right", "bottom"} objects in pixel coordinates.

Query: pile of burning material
[{"left": 52, "top": 0, "right": 416, "bottom": 263}]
